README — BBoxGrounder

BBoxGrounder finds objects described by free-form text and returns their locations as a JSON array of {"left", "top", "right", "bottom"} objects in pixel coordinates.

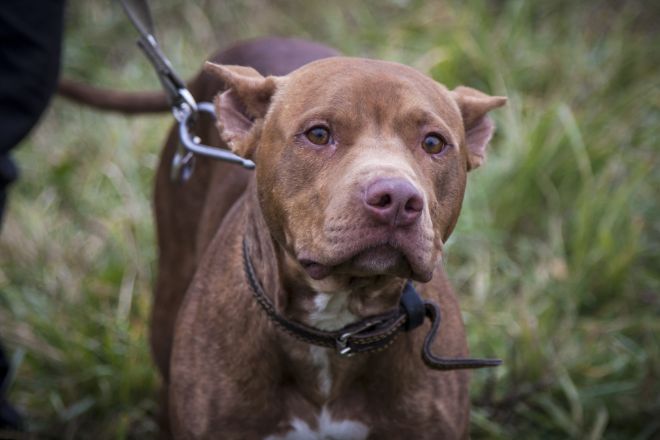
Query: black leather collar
[{"left": 243, "top": 236, "right": 501, "bottom": 369}]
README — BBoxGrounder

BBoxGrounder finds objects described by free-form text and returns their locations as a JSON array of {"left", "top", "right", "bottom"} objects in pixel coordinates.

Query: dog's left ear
[
  {"left": 451, "top": 86, "right": 507, "bottom": 171},
  {"left": 204, "top": 62, "right": 284, "bottom": 159}
]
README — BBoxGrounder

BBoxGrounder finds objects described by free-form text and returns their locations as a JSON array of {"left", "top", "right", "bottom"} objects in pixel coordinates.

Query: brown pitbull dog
[{"left": 151, "top": 39, "right": 506, "bottom": 439}]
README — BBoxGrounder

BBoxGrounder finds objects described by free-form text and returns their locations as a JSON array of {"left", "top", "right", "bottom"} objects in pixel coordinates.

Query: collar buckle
[{"left": 336, "top": 332, "right": 356, "bottom": 357}]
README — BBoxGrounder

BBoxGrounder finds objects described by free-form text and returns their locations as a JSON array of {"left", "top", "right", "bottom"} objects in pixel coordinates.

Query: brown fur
[{"left": 150, "top": 38, "right": 505, "bottom": 439}]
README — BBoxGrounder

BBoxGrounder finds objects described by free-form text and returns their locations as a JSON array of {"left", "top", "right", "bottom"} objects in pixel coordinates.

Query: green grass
[{"left": 1, "top": 0, "right": 658, "bottom": 438}]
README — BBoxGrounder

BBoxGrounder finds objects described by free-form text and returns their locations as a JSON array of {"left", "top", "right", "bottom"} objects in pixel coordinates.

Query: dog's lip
[
  {"left": 299, "top": 259, "right": 333, "bottom": 280},
  {"left": 298, "top": 239, "right": 432, "bottom": 282},
  {"left": 297, "top": 239, "right": 389, "bottom": 280}
]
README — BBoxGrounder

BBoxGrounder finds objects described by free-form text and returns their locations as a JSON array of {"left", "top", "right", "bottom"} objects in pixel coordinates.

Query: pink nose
[{"left": 364, "top": 178, "right": 423, "bottom": 226}]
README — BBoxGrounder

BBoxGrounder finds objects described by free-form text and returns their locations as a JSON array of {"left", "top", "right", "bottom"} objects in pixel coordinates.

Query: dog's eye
[
  {"left": 305, "top": 126, "right": 331, "bottom": 145},
  {"left": 422, "top": 134, "right": 447, "bottom": 155}
]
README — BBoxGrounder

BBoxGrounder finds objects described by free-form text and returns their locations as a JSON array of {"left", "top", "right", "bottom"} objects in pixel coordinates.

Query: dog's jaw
[
  {"left": 278, "top": 245, "right": 406, "bottom": 321},
  {"left": 296, "top": 224, "right": 438, "bottom": 283}
]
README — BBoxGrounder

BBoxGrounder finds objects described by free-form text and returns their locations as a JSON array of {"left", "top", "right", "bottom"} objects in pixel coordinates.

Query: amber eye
[
  {"left": 305, "top": 126, "right": 331, "bottom": 145},
  {"left": 422, "top": 134, "right": 447, "bottom": 155}
]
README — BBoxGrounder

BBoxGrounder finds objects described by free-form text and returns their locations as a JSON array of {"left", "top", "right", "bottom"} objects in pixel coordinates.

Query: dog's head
[{"left": 205, "top": 58, "right": 505, "bottom": 292}]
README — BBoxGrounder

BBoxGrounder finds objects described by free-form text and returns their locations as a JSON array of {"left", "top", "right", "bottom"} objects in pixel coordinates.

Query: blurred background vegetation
[{"left": 0, "top": 0, "right": 658, "bottom": 438}]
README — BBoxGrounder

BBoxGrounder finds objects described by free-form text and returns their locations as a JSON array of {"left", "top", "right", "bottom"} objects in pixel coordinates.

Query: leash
[
  {"left": 117, "top": 0, "right": 255, "bottom": 181},
  {"left": 243, "top": 237, "right": 502, "bottom": 370}
]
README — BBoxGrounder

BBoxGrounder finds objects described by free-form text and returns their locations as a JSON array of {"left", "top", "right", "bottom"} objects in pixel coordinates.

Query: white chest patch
[
  {"left": 309, "top": 291, "right": 356, "bottom": 331},
  {"left": 309, "top": 346, "right": 332, "bottom": 397},
  {"left": 265, "top": 406, "right": 369, "bottom": 440},
  {"left": 307, "top": 291, "right": 356, "bottom": 398}
]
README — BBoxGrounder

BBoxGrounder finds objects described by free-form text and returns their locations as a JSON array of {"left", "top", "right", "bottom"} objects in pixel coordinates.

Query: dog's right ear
[{"left": 204, "top": 62, "right": 283, "bottom": 159}]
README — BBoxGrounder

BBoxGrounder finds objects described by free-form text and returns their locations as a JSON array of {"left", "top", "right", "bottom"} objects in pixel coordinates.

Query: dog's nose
[{"left": 364, "top": 178, "right": 423, "bottom": 226}]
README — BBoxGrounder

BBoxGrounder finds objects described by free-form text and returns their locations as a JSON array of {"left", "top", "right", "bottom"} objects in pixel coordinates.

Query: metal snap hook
[{"left": 170, "top": 102, "right": 255, "bottom": 182}]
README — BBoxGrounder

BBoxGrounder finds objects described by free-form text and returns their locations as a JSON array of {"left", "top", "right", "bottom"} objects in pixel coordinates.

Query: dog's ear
[
  {"left": 204, "top": 62, "right": 283, "bottom": 159},
  {"left": 451, "top": 86, "right": 507, "bottom": 171}
]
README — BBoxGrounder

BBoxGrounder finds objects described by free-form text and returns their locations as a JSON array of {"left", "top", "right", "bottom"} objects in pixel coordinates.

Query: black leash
[
  {"left": 117, "top": 0, "right": 255, "bottom": 181},
  {"left": 243, "top": 237, "right": 502, "bottom": 370}
]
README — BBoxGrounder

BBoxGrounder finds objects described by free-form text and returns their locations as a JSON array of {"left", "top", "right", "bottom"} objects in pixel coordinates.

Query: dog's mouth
[{"left": 299, "top": 241, "right": 432, "bottom": 283}]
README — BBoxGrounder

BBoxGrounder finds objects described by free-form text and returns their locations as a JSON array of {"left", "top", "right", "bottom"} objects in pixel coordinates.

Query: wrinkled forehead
[{"left": 271, "top": 57, "right": 462, "bottom": 130}]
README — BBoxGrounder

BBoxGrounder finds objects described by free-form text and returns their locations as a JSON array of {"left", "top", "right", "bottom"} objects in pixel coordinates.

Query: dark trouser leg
[
  {"left": 0, "top": 343, "right": 23, "bottom": 430},
  {"left": 0, "top": 0, "right": 66, "bottom": 226},
  {"left": 0, "top": 0, "right": 67, "bottom": 431},
  {"left": 0, "top": 156, "right": 19, "bottom": 227}
]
